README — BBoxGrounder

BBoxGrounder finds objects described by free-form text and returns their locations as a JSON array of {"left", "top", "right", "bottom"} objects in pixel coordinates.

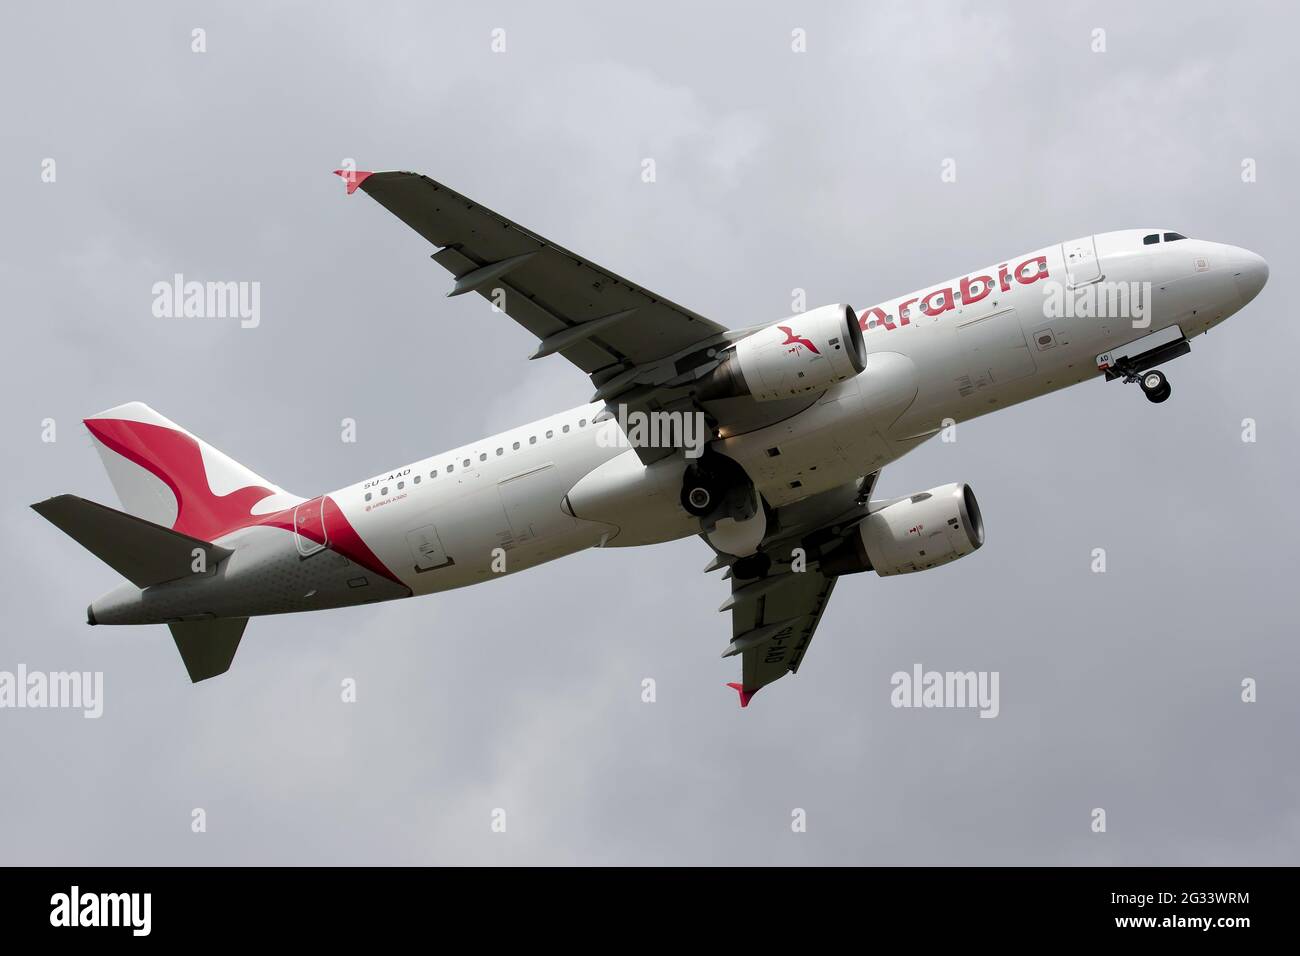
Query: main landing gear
[
  {"left": 1137, "top": 369, "right": 1172, "bottom": 404},
  {"left": 682, "top": 480, "right": 717, "bottom": 517},
  {"left": 680, "top": 453, "right": 755, "bottom": 522},
  {"left": 683, "top": 452, "right": 770, "bottom": 560}
]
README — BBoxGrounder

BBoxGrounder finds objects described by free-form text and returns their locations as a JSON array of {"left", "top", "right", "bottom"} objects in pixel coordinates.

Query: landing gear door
[
  {"left": 293, "top": 496, "right": 328, "bottom": 557},
  {"left": 406, "top": 524, "right": 451, "bottom": 572},
  {"left": 1062, "top": 235, "right": 1102, "bottom": 287},
  {"left": 1096, "top": 324, "right": 1189, "bottom": 380}
]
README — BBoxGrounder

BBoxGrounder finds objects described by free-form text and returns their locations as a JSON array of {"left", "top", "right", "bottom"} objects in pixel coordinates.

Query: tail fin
[
  {"left": 84, "top": 402, "right": 301, "bottom": 541},
  {"left": 31, "top": 495, "right": 231, "bottom": 589},
  {"left": 169, "top": 618, "right": 248, "bottom": 682}
]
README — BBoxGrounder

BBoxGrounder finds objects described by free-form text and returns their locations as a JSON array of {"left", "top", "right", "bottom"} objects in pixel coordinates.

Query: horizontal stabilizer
[
  {"left": 169, "top": 617, "right": 248, "bottom": 682},
  {"left": 31, "top": 494, "right": 231, "bottom": 589}
]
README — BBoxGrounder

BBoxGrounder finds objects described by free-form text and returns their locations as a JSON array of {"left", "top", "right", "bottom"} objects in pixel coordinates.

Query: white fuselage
[{"left": 316, "top": 229, "right": 1267, "bottom": 596}]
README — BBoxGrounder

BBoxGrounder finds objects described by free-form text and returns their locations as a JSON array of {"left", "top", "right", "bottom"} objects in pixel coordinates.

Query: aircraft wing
[
  {"left": 337, "top": 169, "right": 729, "bottom": 386},
  {"left": 722, "top": 567, "right": 838, "bottom": 707},
  {"left": 714, "top": 474, "right": 878, "bottom": 706}
]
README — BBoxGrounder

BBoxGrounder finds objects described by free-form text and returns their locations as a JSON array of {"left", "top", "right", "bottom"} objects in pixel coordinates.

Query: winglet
[
  {"left": 333, "top": 169, "right": 374, "bottom": 195},
  {"left": 727, "top": 682, "right": 759, "bottom": 708}
]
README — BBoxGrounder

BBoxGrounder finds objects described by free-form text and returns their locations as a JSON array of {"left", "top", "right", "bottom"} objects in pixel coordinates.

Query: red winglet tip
[
  {"left": 726, "top": 682, "right": 757, "bottom": 708},
  {"left": 332, "top": 169, "right": 373, "bottom": 195}
]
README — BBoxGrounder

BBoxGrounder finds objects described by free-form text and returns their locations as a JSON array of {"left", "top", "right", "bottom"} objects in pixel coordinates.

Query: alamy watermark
[
  {"left": 50, "top": 886, "right": 150, "bottom": 936},
  {"left": 890, "top": 663, "right": 999, "bottom": 718},
  {"left": 152, "top": 274, "right": 260, "bottom": 328},
  {"left": 597, "top": 405, "right": 708, "bottom": 459},
  {"left": 0, "top": 665, "right": 103, "bottom": 718},
  {"left": 1042, "top": 279, "right": 1152, "bottom": 328}
]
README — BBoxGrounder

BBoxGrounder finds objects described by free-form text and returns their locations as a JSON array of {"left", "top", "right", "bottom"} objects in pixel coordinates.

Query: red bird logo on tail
[{"left": 778, "top": 325, "right": 820, "bottom": 355}]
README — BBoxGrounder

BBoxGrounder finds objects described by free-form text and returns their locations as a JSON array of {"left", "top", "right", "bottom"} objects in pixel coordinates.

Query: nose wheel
[
  {"left": 1101, "top": 338, "right": 1188, "bottom": 404},
  {"left": 1138, "top": 369, "right": 1172, "bottom": 403}
]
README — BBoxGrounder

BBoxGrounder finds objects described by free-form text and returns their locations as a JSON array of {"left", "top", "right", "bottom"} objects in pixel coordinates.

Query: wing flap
[{"left": 735, "top": 570, "right": 838, "bottom": 698}]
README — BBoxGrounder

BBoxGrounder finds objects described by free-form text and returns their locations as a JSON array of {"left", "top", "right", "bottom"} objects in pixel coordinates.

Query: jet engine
[
  {"left": 699, "top": 303, "right": 865, "bottom": 402},
  {"left": 819, "top": 483, "right": 984, "bottom": 577}
]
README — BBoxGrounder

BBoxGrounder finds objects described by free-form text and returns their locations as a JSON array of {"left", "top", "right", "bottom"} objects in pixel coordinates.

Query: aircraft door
[
  {"left": 1062, "top": 235, "right": 1103, "bottom": 287},
  {"left": 293, "top": 496, "right": 328, "bottom": 556}
]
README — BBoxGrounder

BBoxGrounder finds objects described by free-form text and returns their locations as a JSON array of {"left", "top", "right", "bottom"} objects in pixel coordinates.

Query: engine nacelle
[
  {"left": 820, "top": 483, "right": 984, "bottom": 577},
  {"left": 700, "top": 303, "right": 865, "bottom": 402}
]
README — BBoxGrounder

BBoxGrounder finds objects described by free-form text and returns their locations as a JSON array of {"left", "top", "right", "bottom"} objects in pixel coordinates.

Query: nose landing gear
[
  {"left": 1097, "top": 331, "right": 1187, "bottom": 404},
  {"left": 1138, "top": 369, "right": 1172, "bottom": 403},
  {"left": 1107, "top": 357, "right": 1173, "bottom": 404}
]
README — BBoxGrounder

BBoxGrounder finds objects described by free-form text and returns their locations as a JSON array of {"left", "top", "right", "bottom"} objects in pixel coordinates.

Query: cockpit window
[
  {"left": 1163, "top": 232, "right": 1187, "bottom": 242},
  {"left": 1143, "top": 233, "right": 1160, "bottom": 245}
]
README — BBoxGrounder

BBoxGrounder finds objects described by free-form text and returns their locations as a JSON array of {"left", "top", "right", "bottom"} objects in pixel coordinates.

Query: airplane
[{"left": 32, "top": 170, "right": 1269, "bottom": 706}]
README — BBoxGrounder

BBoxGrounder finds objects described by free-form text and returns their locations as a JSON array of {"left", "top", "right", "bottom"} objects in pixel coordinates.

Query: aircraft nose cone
[{"left": 1234, "top": 250, "right": 1268, "bottom": 305}]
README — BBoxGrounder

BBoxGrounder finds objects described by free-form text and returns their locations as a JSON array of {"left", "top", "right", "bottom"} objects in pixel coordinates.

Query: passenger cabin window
[
  {"left": 512, "top": 441, "right": 520, "bottom": 450},
  {"left": 447, "top": 464, "right": 454, "bottom": 473},
  {"left": 463, "top": 458, "right": 470, "bottom": 467},
  {"left": 1143, "top": 234, "right": 1160, "bottom": 245},
  {"left": 479, "top": 453, "right": 487, "bottom": 462},
  {"left": 364, "top": 492, "right": 372, "bottom": 501},
  {"left": 431, "top": 469, "right": 438, "bottom": 478},
  {"left": 413, "top": 475, "right": 420, "bottom": 485},
  {"left": 1164, "top": 232, "right": 1187, "bottom": 242},
  {"left": 529, "top": 436, "right": 537, "bottom": 445}
]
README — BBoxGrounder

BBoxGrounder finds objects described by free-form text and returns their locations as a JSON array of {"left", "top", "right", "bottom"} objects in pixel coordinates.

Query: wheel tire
[
  {"left": 1140, "top": 370, "right": 1167, "bottom": 396},
  {"left": 1148, "top": 381, "right": 1172, "bottom": 403},
  {"left": 682, "top": 484, "right": 715, "bottom": 517}
]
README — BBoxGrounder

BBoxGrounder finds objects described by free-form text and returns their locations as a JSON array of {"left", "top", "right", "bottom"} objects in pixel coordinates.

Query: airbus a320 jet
[{"left": 33, "top": 170, "right": 1268, "bottom": 705}]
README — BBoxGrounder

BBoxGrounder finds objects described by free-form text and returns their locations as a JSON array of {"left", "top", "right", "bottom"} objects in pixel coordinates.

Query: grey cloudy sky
[{"left": 1, "top": 1, "right": 1296, "bottom": 865}]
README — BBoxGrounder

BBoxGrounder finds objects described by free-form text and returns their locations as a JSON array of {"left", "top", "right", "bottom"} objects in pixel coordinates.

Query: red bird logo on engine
[{"left": 778, "top": 326, "right": 820, "bottom": 355}]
